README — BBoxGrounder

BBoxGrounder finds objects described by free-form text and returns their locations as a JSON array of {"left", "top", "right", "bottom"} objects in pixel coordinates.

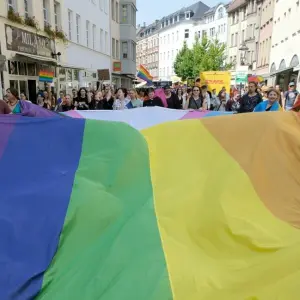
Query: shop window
[
  {"left": 73, "top": 69, "right": 79, "bottom": 81},
  {"left": 8, "top": 61, "right": 18, "bottom": 75},
  {"left": 19, "top": 80, "right": 27, "bottom": 95},
  {"left": 66, "top": 69, "right": 72, "bottom": 81},
  {"left": 59, "top": 68, "right": 66, "bottom": 75},
  {"left": 18, "top": 62, "right": 27, "bottom": 76},
  {"left": 27, "top": 63, "right": 36, "bottom": 76},
  {"left": 9, "top": 80, "right": 19, "bottom": 91}
]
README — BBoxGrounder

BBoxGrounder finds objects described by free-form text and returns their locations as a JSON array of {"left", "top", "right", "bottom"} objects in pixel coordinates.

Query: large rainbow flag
[
  {"left": 1, "top": 111, "right": 300, "bottom": 299},
  {"left": 136, "top": 65, "right": 153, "bottom": 85}
]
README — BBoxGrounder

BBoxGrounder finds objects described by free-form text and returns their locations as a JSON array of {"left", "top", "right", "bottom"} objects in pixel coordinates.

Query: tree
[
  {"left": 173, "top": 41, "right": 194, "bottom": 81},
  {"left": 173, "top": 37, "right": 232, "bottom": 80}
]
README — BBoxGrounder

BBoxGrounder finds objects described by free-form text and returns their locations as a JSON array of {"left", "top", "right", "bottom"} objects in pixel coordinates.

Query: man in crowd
[
  {"left": 284, "top": 82, "right": 298, "bottom": 111},
  {"left": 238, "top": 81, "right": 262, "bottom": 113}
]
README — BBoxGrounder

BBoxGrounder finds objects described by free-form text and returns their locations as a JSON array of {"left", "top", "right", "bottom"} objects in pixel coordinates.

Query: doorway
[{"left": 28, "top": 80, "right": 37, "bottom": 104}]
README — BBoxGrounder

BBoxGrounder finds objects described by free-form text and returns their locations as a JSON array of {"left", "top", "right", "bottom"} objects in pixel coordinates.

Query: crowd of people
[{"left": 0, "top": 80, "right": 299, "bottom": 115}]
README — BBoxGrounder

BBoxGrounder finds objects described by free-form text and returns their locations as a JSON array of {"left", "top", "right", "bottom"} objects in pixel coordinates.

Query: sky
[{"left": 136, "top": 0, "right": 222, "bottom": 26}]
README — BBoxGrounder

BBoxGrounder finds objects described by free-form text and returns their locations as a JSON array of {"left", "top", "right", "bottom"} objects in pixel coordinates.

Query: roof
[
  {"left": 203, "top": 2, "right": 230, "bottom": 16},
  {"left": 227, "top": 0, "right": 247, "bottom": 13},
  {"left": 161, "top": 1, "right": 210, "bottom": 21}
]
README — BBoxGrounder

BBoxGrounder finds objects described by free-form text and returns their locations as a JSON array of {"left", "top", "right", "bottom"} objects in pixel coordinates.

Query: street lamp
[{"left": 239, "top": 42, "right": 249, "bottom": 66}]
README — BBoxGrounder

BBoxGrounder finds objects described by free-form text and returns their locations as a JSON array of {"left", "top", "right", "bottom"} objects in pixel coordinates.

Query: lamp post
[
  {"left": 238, "top": 42, "right": 249, "bottom": 66},
  {"left": 238, "top": 42, "right": 249, "bottom": 92}
]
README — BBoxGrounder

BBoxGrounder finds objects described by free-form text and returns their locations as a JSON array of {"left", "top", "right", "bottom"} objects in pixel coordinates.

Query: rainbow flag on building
[
  {"left": 136, "top": 64, "right": 153, "bottom": 85},
  {"left": 39, "top": 70, "right": 54, "bottom": 83},
  {"left": 1, "top": 111, "right": 300, "bottom": 299}
]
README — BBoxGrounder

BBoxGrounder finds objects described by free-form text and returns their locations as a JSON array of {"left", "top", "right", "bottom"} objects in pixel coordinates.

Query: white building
[
  {"left": 0, "top": 0, "right": 66, "bottom": 101},
  {"left": 62, "top": 0, "right": 111, "bottom": 92},
  {"left": 193, "top": 3, "right": 229, "bottom": 45},
  {"left": 269, "top": 0, "right": 300, "bottom": 90},
  {"left": 158, "top": 1, "right": 209, "bottom": 81}
]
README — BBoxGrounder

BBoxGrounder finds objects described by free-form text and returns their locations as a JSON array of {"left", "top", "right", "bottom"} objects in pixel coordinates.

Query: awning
[
  {"left": 270, "top": 67, "right": 294, "bottom": 77},
  {"left": 58, "top": 63, "right": 85, "bottom": 70},
  {"left": 15, "top": 53, "right": 57, "bottom": 65}
]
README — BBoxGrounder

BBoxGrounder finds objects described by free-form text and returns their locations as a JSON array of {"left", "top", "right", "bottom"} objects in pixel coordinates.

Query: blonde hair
[{"left": 129, "top": 88, "right": 138, "bottom": 99}]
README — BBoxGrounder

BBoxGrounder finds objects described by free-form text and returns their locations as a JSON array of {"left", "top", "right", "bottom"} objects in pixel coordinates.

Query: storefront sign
[
  {"left": 39, "top": 70, "right": 54, "bottom": 83},
  {"left": 113, "top": 62, "right": 122, "bottom": 72},
  {"left": 235, "top": 66, "right": 249, "bottom": 84},
  {"left": 200, "top": 71, "right": 231, "bottom": 93},
  {"left": 97, "top": 69, "right": 110, "bottom": 81},
  {"left": 5, "top": 25, "right": 55, "bottom": 58}
]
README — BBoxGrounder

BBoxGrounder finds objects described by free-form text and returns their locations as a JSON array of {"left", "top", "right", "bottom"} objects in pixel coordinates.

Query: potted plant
[
  {"left": 55, "top": 29, "right": 68, "bottom": 43},
  {"left": 44, "top": 24, "right": 55, "bottom": 39},
  {"left": 7, "top": 8, "right": 24, "bottom": 25},
  {"left": 24, "top": 16, "right": 39, "bottom": 30}
]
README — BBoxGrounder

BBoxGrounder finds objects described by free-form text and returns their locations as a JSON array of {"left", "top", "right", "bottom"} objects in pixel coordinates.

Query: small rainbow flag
[
  {"left": 39, "top": 70, "right": 54, "bottom": 83},
  {"left": 137, "top": 65, "right": 153, "bottom": 85}
]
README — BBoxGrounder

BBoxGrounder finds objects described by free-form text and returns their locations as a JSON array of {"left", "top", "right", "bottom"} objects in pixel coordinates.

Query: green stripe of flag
[{"left": 36, "top": 120, "right": 172, "bottom": 300}]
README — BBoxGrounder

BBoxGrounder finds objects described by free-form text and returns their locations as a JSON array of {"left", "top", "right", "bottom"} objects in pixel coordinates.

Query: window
[
  {"left": 76, "top": 14, "right": 80, "bottom": 43},
  {"left": 54, "top": 2, "right": 60, "bottom": 31},
  {"left": 105, "top": 31, "right": 108, "bottom": 53},
  {"left": 218, "top": 7, "right": 224, "bottom": 19},
  {"left": 116, "top": 40, "right": 120, "bottom": 58},
  {"left": 116, "top": 1, "right": 119, "bottom": 23},
  {"left": 122, "top": 4, "right": 128, "bottom": 23},
  {"left": 111, "top": 0, "right": 115, "bottom": 20},
  {"left": 100, "top": 29, "right": 104, "bottom": 52},
  {"left": 24, "top": 0, "right": 29, "bottom": 18},
  {"left": 104, "top": 0, "right": 108, "bottom": 13},
  {"left": 184, "top": 29, "right": 189, "bottom": 39},
  {"left": 112, "top": 38, "right": 116, "bottom": 58},
  {"left": 131, "top": 5, "right": 136, "bottom": 27},
  {"left": 8, "top": 0, "right": 16, "bottom": 11},
  {"left": 92, "top": 24, "right": 96, "bottom": 50},
  {"left": 122, "top": 41, "right": 128, "bottom": 58},
  {"left": 132, "top": 41, "right": 136, "bottom": 61},
  {"left": 68, "top": 10, "right": 73, "bottom": 40},
  {"left": 43, "top": 0, "right": 49, "bottom": 27},
  {"left": 86, "top": 20, "right": 90, "bottom": 47}
]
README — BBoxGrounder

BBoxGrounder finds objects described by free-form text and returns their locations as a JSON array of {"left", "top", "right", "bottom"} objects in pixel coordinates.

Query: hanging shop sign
[{"left": 5, "top": 25, "right": 55, "bottom": 58}]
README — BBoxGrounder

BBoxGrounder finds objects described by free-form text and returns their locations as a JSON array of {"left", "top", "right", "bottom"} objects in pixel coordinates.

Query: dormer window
[
  {"left": 218, "top": 7, "right": 224, "bottom": 19},
  {"left": 176, "top": 15, "right": 179, "bottom": 22},
  {"left": 185, "top": 11, "right": 191, "bottom": 19}
]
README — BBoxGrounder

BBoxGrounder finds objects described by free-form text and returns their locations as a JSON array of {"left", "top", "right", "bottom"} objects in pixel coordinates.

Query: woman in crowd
[
  {"left": 74, "top": 88, "right": 90, "bottom": 110},
  {"left": 184, "top": 86, "right": 206, "bottom": 110},
  {"left": 6, "top": 88, "right": 21, "bottom": 114},
  {"left": 164, "top": 85, "right": 181, "bottom": 109},
  {"left": 127, "top": 89, "right": 143, "bottom": 108},
  {"left": 20, "top": 92, "right": 30, "bottom": 102},
  {"left": 226, "top": 94, "right": 241, "bottom": 113},
  {"left": 93, "top": 90, "right": 104, "bottom": 110},
  {"left": 254, "top": 88, "right": 281, "bottom": 112},
  {"left": 176, "top": 88, "right": 185, "bottom": 109},
  {"left": 113, "top": 88, "right": 130, "bottom": 110}
]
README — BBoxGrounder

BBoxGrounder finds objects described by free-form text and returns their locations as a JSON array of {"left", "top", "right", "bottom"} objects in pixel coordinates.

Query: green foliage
[
  {"left": 7, "top": 8, "right": 24, "bottom": 25},
  {"left": 173, "top": 36, "right": 232, "bottom": 80}
]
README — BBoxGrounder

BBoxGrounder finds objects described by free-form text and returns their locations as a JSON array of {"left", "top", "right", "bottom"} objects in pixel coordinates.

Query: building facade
[
  {"left": 269, "top": 0, "right": 300, "bottom": 89},
  {"left": 158, "top": 1, "right": 209, "bottom": 81},
  {"left": 119, "top": 0, "right": 137, "bottom": 88},
  {"left": 62, "top": 0, "right": 111, "bottom": 93},
  {"left": 227, "top": 0, "right": 248, "bottom": 83},
  {"left": 193, "top": 3, "right": 229, "bottom": 45},
  {"left": 0, "top": 0, "right": 66, "bottom": 101},
  {"left": 256, "top": 0, "right": 275, "bottom": 80},
  {"left": 136, "top": 22, "right": 159, "bottom": 80}
]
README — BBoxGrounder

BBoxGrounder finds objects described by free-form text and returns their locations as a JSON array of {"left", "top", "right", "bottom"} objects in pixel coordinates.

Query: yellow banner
[{"left": 200, "top": 71, "right": 231, "bottom": 93}]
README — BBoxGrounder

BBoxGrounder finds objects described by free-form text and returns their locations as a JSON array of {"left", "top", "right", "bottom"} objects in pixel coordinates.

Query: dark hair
[
  {"left": 78, "top": 87, "right": 88, "bottom": 99},
  {"left": 176, "top": 88, "right": 183, "bottom": 95},
  {"left": 218, "top": 91, "right": 226, "bottom": 100},
  {"left": 7, "top": 87, "right": 19, "bottom": 99},
  {"left": 201, "top": 85, "right": 208, "bottom": 90},
  {"left": 164, "top": 85, "right": 171, "bottom": 90},
  {"left": 116, "top": 87, "right": 128, "bottom": 98},
  {"left": 192, "top": 85, "right": 201, "bottom": 92},
  {"left": 195, "top": 78, "right": 201, "bottom": 83},
  {"left": 187, "top": 88, "right": 192, "bottom": 94},
  {"left": 248, "top": 81, "right": 258, "bottom": 87},
  {"left": 148, "top": 88, "right": 155, "bottom": 94}
]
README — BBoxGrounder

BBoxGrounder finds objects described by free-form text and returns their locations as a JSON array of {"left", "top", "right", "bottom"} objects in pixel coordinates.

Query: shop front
[{"left": 3, "top": 24, "right": 58, "bottom": 103}]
